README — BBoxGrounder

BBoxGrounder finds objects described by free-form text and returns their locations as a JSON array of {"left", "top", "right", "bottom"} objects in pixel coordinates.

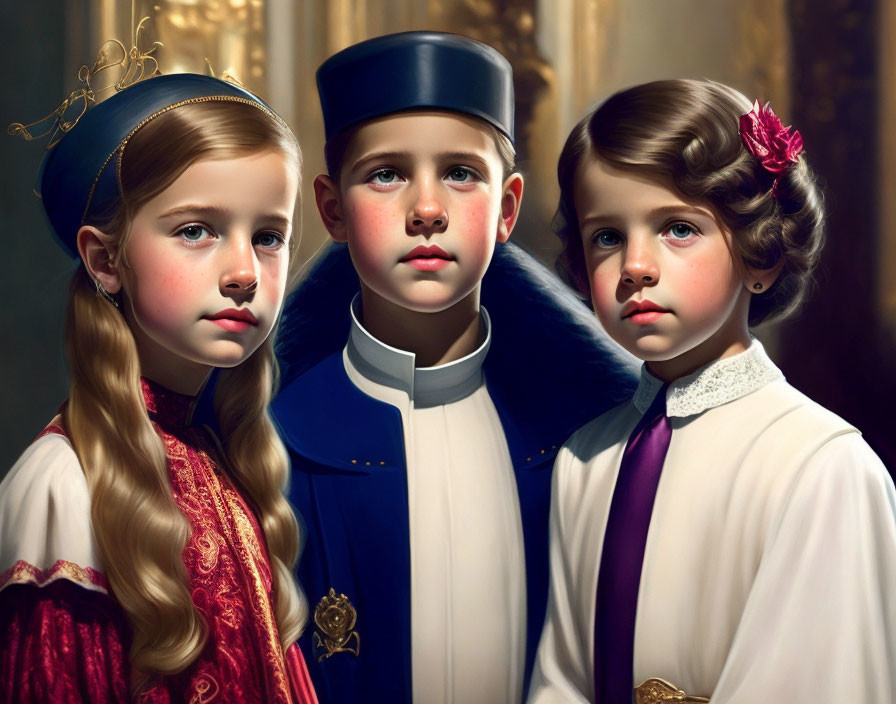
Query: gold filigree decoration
[
  {"left": 312, "top": 588, "right": 360, "bottom": 661},
  {"left": 188, "top": 673, "right": 220, "bottom": 704},
  {"left": 634, "top": 678, "right": 710, "bottom": 704},
  {"left": 8, "top": 10, "right": 162, "bottom": 149},
  {"left": 204, "top": 58, "right": 244, "bottom": 88}
]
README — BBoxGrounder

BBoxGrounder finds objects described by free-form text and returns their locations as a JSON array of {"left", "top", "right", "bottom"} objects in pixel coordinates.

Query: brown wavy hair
[
  {"left": 64, "top": 100, "right": 305, "bottom": 689},
  {"left": 555, "top": 79, "right": 825, "bottom": 326}
]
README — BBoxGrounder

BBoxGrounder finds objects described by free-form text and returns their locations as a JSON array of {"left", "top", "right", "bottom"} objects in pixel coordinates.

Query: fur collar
[{"left": 275, "top": 242, "right": 638, "bottom": 428}]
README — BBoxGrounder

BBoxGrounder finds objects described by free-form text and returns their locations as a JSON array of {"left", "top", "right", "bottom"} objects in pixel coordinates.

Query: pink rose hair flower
[{"left": 739, "top": 100, "right": 804, "bottom": 176}]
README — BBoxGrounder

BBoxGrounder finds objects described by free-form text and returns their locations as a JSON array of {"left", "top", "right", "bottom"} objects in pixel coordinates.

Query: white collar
[
  {"left": 633, "top": 339, "right": 784, "bottom": 417},
  {"left": 345, "top": 295, "right": 491, "bottom": 408}
]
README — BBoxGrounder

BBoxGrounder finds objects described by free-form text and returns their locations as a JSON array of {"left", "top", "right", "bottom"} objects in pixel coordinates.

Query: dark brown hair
[{"left": 555, "top": 79, "right": 825, "bottom": 326}]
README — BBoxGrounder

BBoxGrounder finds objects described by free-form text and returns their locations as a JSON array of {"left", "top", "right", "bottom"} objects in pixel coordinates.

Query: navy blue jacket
[{"left": 272, "top": 242, "right": 637, "bottom": 703}]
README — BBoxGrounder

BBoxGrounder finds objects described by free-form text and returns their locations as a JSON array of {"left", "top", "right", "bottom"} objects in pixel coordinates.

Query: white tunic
[
  {"left": 344, "top": 301, "right": 527, "bottom": 703},
  {"left": 529, "top": 342, "right": 896, "bottom": 703},
  {"left": 0, "top": 430, "right": 107, "bottom": 594}
]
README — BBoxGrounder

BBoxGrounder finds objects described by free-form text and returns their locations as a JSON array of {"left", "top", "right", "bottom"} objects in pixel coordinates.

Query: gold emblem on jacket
[
  {"left": 313, "top": 588, "right": 361, "bottom": 661},
  {"left": 634, "top": 677, "right": 709, "bottom": 703}
]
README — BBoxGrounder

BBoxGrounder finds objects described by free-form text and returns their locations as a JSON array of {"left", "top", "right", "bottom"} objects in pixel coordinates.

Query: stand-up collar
[
  {"left": 345, "top": 295, "right": 491, "bottom": 408},
  {"left": 142, "top": 377, "right": 197, "bottom": 428},
  {"left": 633, "top": 340, "right": 784, "bottom": 417}
]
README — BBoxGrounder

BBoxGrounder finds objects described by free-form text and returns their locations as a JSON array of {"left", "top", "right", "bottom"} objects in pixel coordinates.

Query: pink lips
[
  {"left": 400, "top": 245, "right": 454, "bottom": 271},
  {"left": 621, "top": 299, "right": 670, "bottom": 324},
  {"left": 205, "top": 308, "right": 259, "bottom": 332}
]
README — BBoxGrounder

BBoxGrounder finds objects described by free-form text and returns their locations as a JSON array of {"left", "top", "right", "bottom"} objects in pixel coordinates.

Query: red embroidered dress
[{"left": 0, "top": 379, "right": 317, "bottom": 704}]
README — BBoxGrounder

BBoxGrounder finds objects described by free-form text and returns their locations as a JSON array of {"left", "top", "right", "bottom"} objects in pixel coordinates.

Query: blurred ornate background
[{"left": 2, "top": 0, "right": 893, "bottom": 477}]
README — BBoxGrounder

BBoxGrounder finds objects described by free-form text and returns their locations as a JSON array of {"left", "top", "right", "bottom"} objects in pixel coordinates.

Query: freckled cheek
[
  {"left": 122, "top": 245, "right": 201, "bottom": 326},
  {"left": 346, "top": 199, "right": 404, "bottom": 277},
  {"left": 452, "top": 199, "right": 495, "bottom": 261},
  {"left": 126, "top": 277, "right": 200, "bottom": 343},
  {"left": 347, "top": 199, "right": 401, "bottom": 243}
]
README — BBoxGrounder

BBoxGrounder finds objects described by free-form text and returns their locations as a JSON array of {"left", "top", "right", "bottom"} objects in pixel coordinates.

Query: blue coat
[{"left": 272, "top": 242, "right": 637, "bottom": 703}]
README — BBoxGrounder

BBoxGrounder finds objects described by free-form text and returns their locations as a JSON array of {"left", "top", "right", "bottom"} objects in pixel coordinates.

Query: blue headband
[
  {"left": 39, "top": 73, "right": 277, "bottom": 258},
  {"left": 316, "top": 31, "right": 515, "bottom": 143}
]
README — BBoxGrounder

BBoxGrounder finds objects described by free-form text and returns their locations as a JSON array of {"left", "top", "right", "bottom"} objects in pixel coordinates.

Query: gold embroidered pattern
[
  {"left": 155, "top": 417, "right": 292, "bottom": 702},
  {"left": 313, "top": 588, "right": 361, "bottom": 661},
  {"left": 194, "top": 532, "right": 221, "bottom": 574},
  {"left": 634, "top": 678, "right": 710, "bottom": 703},
  {"left": 0, "top": 559, "right": 109, "bottom": 593},
  {"left": 219, "top": 477, "right": 291, "bottom": 698},
  {"left": 188, "top": 673, "right": 220, "bottom": 704}
]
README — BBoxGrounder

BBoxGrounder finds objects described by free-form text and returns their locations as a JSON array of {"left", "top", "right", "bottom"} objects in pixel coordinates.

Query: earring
[
  {"left": 752, "top": 282, "right": 763, "bottom": 291},
  {"left": 95, "top": 279, "right": 120, "bottom": 308}
]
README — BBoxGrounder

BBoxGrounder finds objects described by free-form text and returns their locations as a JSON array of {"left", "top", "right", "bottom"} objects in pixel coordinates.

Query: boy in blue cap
[{"left": 273, "top": 31, "right": 636, "bottom": 704}]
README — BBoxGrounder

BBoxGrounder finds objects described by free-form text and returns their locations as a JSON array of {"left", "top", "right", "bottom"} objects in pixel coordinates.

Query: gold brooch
[
  {"left": 312, "top": 588, "right": 360, "bottom": 661},
  {"left": 634, "top": 678, "right": 709, "bottom": 703}
]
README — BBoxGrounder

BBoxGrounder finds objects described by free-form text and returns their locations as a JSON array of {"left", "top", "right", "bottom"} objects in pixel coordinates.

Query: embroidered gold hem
[
  {"left": 635, "top": 677, "right": 709, "bottom": 703},
  {"left": 0, "top": 559, "right": 109, "bottom": 594}
]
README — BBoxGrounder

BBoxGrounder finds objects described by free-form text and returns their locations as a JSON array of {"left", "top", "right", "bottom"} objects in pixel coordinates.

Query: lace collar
[
  {"left": 633, "top": 340, "right": 784, "bottom": 418},
  {"left": 142, "top": 377, "right": 197, "bottom": 428},
  {"left": 345, "top": 295, "right": 491, "bottom": 408}
]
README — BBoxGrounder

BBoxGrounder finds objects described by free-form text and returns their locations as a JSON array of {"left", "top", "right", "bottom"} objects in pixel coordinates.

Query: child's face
[
  {"left": 117, "top": 150, "right": 297, "bottom": 390},
  {"left": 317, "top": 111, "right": 521, "bottom": 313},
  {"left": 575, "top": 156, "right": 753, "bottom": 379}
]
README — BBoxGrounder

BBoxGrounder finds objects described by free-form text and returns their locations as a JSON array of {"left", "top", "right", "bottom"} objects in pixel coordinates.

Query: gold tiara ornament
[
  {"left": 13, "top": 2, "right": 277, "bottom": 259},
  {"left": 8, "top": 14, "right": 162, "bottom": 149}
]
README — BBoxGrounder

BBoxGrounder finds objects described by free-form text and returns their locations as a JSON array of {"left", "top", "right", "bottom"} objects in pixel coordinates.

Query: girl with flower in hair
[
  {"left": 0, "top": 71, "right": 317, "bottom": 703},
  {"left": 528, "top": 79, "right": 896, "bottom": 703}
]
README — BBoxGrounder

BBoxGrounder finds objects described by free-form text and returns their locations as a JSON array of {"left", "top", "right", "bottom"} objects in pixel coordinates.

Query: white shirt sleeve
[
  {"left": 0, "top": 433, "right": 106, "bottom": 593},
  {"left": 528, "top": 446, "right": 594, "bottom": 703},
  {"left": 710, "top": 432, "right": 896, "bottom": 702}
]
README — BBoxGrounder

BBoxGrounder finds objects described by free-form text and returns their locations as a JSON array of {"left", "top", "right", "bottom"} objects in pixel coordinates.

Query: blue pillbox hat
[
  {"left": 316, "top": 31, "right": 514, "bottom": 143},
  {"left": 39, "top": 73, "right": 278, "bottom": 258}
]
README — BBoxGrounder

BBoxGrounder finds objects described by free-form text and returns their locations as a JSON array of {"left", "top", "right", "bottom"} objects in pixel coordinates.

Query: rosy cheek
[
  {"left": 123, "top": 240, "right": 193, "bottom": 320},
  {"left": 679, "top": 258, "right": 737, "bottom": 314},
  {"left": 137, "top": 270, "right": 195, "bottom": 321},
  {"left": 588, "top": 265, "right": 617, "bottom": 301},
  {"left": 454, "top": 201, "right": 493, "bottom": 256},
  {"left": 349, "top": 199, "right": 398, "bottom": 247}
]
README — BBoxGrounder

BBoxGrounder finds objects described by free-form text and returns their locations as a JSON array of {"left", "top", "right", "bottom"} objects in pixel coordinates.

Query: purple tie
[{"left": 593, "top": 385, "right": 671, "bottom": 703}]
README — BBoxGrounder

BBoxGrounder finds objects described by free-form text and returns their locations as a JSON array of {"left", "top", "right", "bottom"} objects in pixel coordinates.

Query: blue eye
[
  {"left": 667, "top": 222, "right": 696, "bottom": 239},
  {"left": 178, "top": 225, "right": 212, "bottom": 242},
  {"left": 255, "top": 231, "right": 285, "bottom": 250},
  {"left": 446, "top": 166, "right": 475, "bottom": 182},
  {"left": 370, "top": 169, "right": 400, "bottom": 185},
  {"left": 593, "top": 230, "right": 622, "bottom": 248}
]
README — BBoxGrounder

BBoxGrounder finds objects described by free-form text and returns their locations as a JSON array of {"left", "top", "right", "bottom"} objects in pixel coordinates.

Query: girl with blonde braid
[{"left": 0, "top": 73, "right": 317, "bottom": 703}]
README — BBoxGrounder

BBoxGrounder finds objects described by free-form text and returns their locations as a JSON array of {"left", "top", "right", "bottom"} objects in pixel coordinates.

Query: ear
[
  {"left": 743, "top": 259, "right": 784, "bottom": 295},
  {"left": 496, "top": 172, "right": 524, "bottom": 244},
  {"left": 76, "top": 226, "right": 122, "bottom": 294},
  {"left": 313, "top": 173, "right": 347, "bottom": 242}
]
